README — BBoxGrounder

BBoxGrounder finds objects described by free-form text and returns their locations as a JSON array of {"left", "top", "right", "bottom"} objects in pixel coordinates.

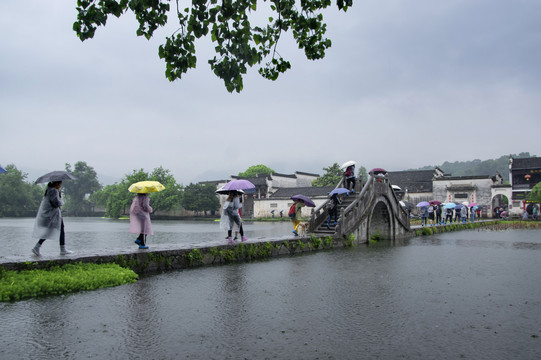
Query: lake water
[
  {"left": 0, "top": 219, "right": 540, "bottom": 359},
  {"left": 0, "top": 217, "right": 294, "bottom": 260}
]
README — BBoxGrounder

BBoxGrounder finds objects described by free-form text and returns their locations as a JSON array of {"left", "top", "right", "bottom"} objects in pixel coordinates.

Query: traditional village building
[
  {"left": 433, "top": 174, "right": 504, "bottom": 217},
  {"left": 387, "top": 168, "right": 445, "bottom": 204},
  {"left": 253, "top": 186, "right": 334, "bottom": 218},
  {"left": 509, "top": 156, "right": 541, "bottom": 216},
  {"left": 214, "top": 171, "right": 321, "bottom": 218}
]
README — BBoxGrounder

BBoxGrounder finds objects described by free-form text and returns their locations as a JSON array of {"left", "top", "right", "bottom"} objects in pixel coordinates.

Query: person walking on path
[
  {"left": 326, "top": 193, "right": 342, "bottom": 229},
  {"left": 470, "top": 208, "right": 476, "bottom": 222},
  {"left": 129, "top": 193, "right": 153, "bottom": 249},
  {"left": 220, "top": 191, "right": 247, "bottom": 244},
  {"left": 343, "top": 165, "right": 356, "bottom": 192},
  {"left": 420, "top": 205, "right": 428, "bottom": 226},
  {"left": 460, "top": 205, "right": 468, "bottom": 223},
  {"left": 428, "top": 205, "right": 435, "bottom": 226},
  {"left": 32, "top": 181, "right": 73, "bottom": 256},
  {"left": 290, "top": 199, "right": 305, "bottom": 236},
  {"left": 435, "top": 205, "right": 442, "bottom": 224},
  {"left": 445, "top": 207, "right": 453, "bottom": 224},
  {"left": 454, "top": 207, "right": 461, "bottom": 223}
]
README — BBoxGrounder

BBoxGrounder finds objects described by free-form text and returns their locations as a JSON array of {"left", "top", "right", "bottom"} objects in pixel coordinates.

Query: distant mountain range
[{"left": 409, "top": 152, "right": 536, "bottom": 182}]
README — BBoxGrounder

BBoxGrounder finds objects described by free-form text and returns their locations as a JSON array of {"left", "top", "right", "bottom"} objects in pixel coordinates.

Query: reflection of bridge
[{"left": 309, "top": 175, "right": 411, "bottom": 242}]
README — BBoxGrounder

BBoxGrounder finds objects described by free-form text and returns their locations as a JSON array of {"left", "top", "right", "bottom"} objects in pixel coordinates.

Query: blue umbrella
[
  {"left": 329, "top": 188, "right": 350, "bottom": 196},
  {"left": 416, "top": 201, "right": 430, "bottom": 207},
  {"left": 454, "top": 204, "right": 464, "bottom": 210},
  {"left": 291, "top": 194, "right": 316, "bottom": 207},
  {"left": 444, "top": 203, "right": 456, "bottom": 209},
  {"left": 0, "top": 165, "right": 6, "bottom": 174}
]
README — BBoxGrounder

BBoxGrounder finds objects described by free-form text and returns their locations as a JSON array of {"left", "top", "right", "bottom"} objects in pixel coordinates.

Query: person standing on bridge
[
  {"left": 129, "top": 193, "right": 153, "bottom": 249},
  {"left": 290, "top": 199, "right": 305, "bottom": 236},
  {"left": 326, "top": 193, "right": 342, "bottom": 229},
  {"left": 343, "top": 165, "right": 356, "bottom": 192}
]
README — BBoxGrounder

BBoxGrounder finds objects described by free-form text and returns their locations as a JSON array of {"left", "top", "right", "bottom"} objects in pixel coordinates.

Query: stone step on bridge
[{"left": 309, "top": 174, "right": 411, "bottom": 243}]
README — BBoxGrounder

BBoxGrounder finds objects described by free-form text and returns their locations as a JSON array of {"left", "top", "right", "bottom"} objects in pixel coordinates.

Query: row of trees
[
  {"left": 0, "top": 162, "right": 220, "bottom": 218},
  {"left": 312, "top": 163, "right": 368, "bottom": 187}
]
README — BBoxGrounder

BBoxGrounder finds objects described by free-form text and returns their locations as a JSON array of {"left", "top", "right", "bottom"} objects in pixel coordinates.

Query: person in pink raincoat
[{"left": 129, "top": 193, "right": 153, "bottom": 249}]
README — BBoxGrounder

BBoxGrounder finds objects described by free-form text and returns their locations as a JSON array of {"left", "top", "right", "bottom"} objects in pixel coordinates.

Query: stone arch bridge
[{"left": 309, "top": 175, "right": 411, "bottom": 243}]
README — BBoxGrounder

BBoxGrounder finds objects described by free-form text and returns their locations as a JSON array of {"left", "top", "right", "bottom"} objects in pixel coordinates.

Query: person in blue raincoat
[
  {"left": 420, "top": 205, "right": 428, "bottom": 226},
  {"left": 31, "top": 181, "right": 73, "bottom": 256}
]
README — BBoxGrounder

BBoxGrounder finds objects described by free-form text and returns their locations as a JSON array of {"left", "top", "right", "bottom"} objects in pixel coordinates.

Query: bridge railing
[
  {"left": 336, "top": 175, "right": 375, "bottom": 237},
  {"left": 309, "top": 177, "right": 350, "bottom": 232},
  {"left": 336, "top": 174, "right": 410, "bottom": 238}
]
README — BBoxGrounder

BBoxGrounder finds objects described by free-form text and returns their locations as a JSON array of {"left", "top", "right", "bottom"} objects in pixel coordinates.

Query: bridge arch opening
[{"left": 368, "top": 200, "right": 393, "bottom": 241}]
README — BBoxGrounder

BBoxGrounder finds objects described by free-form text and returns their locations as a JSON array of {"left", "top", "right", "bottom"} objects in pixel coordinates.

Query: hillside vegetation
[{"left": 412, "top": 152, "right": 535, "bottom": 182}]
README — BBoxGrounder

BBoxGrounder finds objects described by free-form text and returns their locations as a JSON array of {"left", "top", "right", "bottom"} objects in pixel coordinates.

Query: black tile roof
[
  {"left": 387, "top": 170, "right": 436, "bottom": 193},
  {"left": 270, "top": 186, "right": 335, "bottom": 198},
  {"left": 511, "top": 157, "right": 541, "bottom": 170},
  {"left": 231, "top": 175, "right": 269, "bottom": 186},
  {"left": 295, "top": 171, "right": 320, "bottom": 177}
]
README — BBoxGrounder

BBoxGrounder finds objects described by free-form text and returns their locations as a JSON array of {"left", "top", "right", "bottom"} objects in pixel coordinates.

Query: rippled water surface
[
  {"left": 0, "top": 217, "right": 293, "bottom": 259},
  {"left": 1, "top": 221, "right": 540, "bottom": 359}
]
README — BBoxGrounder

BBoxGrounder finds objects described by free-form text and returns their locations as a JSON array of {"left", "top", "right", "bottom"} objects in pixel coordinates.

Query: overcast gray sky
[{"left": 1, "top": 0, "right": 540, "bottom": 185}]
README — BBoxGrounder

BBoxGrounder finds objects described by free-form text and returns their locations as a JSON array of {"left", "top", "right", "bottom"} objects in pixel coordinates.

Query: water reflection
[
  {"left": 0, "top": 218, "right": 293, "bottom": 259},
  {"left": 1, "top": 227, "right": 541, "bottom": 359}
]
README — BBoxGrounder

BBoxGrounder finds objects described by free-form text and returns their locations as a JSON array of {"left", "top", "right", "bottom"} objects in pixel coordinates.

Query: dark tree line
[{"left": 0, "top": 162, "right": 219, "bottom": 218}]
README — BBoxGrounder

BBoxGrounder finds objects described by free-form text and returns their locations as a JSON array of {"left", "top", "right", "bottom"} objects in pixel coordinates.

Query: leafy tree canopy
[
  {"left": 526, "top": 182, "right": 541, "bottom": 203},
  {"left": 312, "top": 162, "right": 341, "bottom": 187},
  {"left": 0, "top": 165, "right": 42, "bottom": 216},
  {"left": 148, "top": 166, "right": 183, "bottom": 212},
  {"left": 357, "top": 165, "right": 368, "bottom": 183},
  {"left": 73, "top": 0, "right": 353, "bottom": 92},
  {"left": 238, "top": 164, "right": 275, "bottom": 177},
  {"left": 181, "top": 183, "right": 220, "bottom": 214},
  {"left": 89, "top": 167, "right": 183, "bottom": 218},
  {"left": 412, "top": 153, "right": 535, "bottom": 182},
  {"left": 63, "top": 161, "right": 102, "bottom": 215}
]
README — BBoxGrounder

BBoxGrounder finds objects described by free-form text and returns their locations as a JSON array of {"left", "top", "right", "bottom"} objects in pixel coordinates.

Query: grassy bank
[
  {"left": 413, "top": 220, "right": 541, "bottom": 236},
  {"left": 0, "top": 263, "right": 138, "bottom": 302}
]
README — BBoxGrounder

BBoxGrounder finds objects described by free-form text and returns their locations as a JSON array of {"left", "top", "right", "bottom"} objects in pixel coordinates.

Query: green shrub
[
  {"left": 0, "top": 263, "right": 138, "bottom": 302},
  {"left": 186, "top": 249, "right": 203, "bottom": 266}
]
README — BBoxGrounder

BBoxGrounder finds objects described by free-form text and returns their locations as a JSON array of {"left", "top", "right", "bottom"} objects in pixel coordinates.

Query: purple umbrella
[
  {"left": 291, "top": 194, "right": 316, "bottom": 207},
  {"left": 454, "top": 204, "right": 464, "bottom": 210},
  {"left": 221, "top": 179, "right": 255, "bottom": 191},
  {"left": 416, "top": 201, "right": 430, "bottom": 207},
  {"left": 329, "top": 188, "right": 350, "bottom": 196}
]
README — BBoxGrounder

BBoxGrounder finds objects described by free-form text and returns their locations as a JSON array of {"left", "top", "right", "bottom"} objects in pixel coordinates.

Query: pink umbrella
[
  {"left": 468, "top": 203, "right": 477, "bottom": 207},
  {"left": 429, "top": 200, "right": 441, "bottom": 205},
  {"left": 370, "top": 168, "right": 387, "bottom": 175}
]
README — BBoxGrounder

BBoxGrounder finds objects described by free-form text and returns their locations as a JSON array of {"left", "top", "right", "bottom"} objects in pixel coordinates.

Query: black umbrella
[{"left": 35, "top": 170, "right": 77, "bottom": 184}]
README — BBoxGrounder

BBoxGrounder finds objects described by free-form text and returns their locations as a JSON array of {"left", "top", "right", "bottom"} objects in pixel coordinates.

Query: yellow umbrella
[{"left": 128, "top": 181, "right": 165, "bottom": 193}]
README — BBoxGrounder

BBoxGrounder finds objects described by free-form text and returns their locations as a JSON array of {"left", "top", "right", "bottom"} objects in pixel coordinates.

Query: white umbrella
[{"left": 340, "top": 160, "right": 356, "bottom": 169}]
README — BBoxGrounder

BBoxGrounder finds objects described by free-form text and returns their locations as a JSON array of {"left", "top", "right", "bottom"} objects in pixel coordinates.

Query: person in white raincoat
[
  {"left": 31, "top": 181, "right": 73, "bottom": 256},
  {"left": 220, "top": 191, "right": 247, "bottom": 244}
]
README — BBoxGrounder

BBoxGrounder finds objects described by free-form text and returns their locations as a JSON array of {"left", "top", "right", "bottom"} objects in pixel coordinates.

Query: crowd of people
[
  {"left": 31, "top": 164, "right": 537, "bottom": 256},
  {"left": 418, "top": 203, "right": 481, "bottom": 226}
]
